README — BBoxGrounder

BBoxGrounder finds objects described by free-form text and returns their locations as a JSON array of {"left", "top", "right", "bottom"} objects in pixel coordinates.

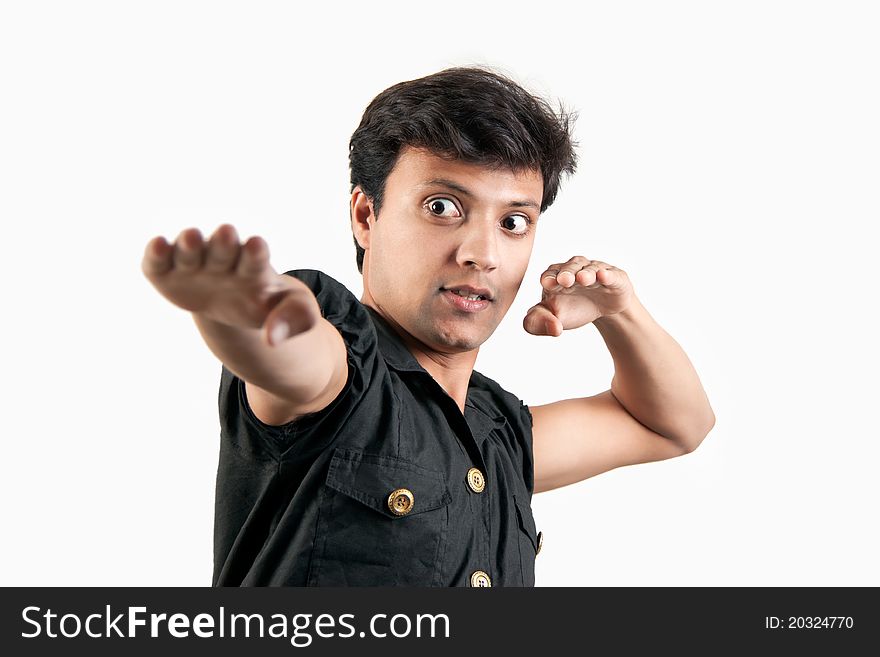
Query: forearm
[
  {"left": 192, "top": 312, "right": 341, "bottom": 406},
  {"left": 593, "top": 295, "right": 715, "bottom": 448}
]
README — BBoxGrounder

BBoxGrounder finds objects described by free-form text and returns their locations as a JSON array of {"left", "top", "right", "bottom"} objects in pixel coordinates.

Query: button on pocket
[
  {"left": 309, "top": 447, "right": 453, "bottom": 586},
  {"left": 387, "top": 488, "right": 415, "bottom": 516},
  {"left": 513, "top": 494, "right": 538, "bottom": 586}
]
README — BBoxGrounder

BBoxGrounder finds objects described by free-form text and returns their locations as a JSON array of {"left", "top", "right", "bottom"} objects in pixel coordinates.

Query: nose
[{"left": 456, "top": 217, "right": 500, "bottom": 272}]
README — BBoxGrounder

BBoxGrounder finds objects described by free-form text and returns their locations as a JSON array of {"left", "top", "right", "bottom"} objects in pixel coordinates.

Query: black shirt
[{"left": 213, "top": 268, "right": 539, "bottom": 586}]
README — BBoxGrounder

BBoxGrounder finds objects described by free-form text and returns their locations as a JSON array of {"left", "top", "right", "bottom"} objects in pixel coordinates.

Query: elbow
[
  {"left": 684, "top": 413, "right": 716, "bottom": 453},
  {"left": 670, "top": 412, "right": 715, "bottom": 454},
  {"left": 700, "top": 410, "right": 716, "bottom": 436}
]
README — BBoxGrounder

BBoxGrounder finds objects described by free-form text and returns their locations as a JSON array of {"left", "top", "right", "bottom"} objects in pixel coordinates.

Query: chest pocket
[
  {"left": 308, "top": 447, "right": 453, "bottom": 586},
  {"left": 514, "top": 494, "right": 538, "bottom": 586}
]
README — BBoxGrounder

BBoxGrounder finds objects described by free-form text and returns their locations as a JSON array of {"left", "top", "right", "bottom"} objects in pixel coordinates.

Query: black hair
[{"left": 348, "top": 65, "right": 579, "bottom": 273}]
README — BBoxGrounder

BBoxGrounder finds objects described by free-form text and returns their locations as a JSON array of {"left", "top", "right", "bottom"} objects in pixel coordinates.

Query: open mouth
[
  {"left": 444, "top": 288, "right": 488, "bottom": 301},
  {"left": 440, "top": 288, "right": 492, "bottom": 312}
]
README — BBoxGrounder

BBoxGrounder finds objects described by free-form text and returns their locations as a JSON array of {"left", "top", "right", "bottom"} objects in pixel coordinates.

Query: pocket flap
[
  {"left": 326, "top": 447, "right": 452, "bottom": 518},
  {"left": 514, "top": 494, "right": 538, "bottom": 552}
]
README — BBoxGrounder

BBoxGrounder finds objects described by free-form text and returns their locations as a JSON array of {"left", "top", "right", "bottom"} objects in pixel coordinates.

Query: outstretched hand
[
  {"left": 522, "top": 256, "right": 635, "bottom": 337},
  {"left": 141, "top": 223, "right": 320, "bottom": 345}
]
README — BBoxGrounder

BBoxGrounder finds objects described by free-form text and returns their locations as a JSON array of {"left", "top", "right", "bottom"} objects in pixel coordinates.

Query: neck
[{"left": 362, "top": 299, "right": 477, "bottom": 414}]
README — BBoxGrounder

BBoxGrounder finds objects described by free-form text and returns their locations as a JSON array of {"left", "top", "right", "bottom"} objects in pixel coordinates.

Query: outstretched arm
[{"left": 142, "top": 223, "right": 348, "bottom": 425}]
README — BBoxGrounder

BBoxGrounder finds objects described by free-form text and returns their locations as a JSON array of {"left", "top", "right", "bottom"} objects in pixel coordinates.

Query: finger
[
  {"left": 236, "top": 235, "right": 271, "bottom": 278},
  {"left": 141, "top": 236, "right": 174, "bottom": 278},
  {"left": 595, "top": 266, "right": 624, "bottom": 288},
  {"left": 556, "top": 256, "right": 592, "bottom": 288},
  {"left": 574, "top": 262, "right": 602, "bottom": 287},
  {"left": 575, "top": 261, "right": 616, "bottom": 287},
  {"left": 574, "top": 266, "right": 595, "bottom": 286},
  {"left": 581, "top": 264, "right": 623, "bottom": 288},
  {"left": 523, "top": 303, "right": 562, "bottom": 337},
  {"left": 205, "top": 223, "right": 241, "bottom": 274},
  {"left": 173, "top": 228, "right": 205, "bottom": 272},
  {"left": 541, "top": 265, "right": 564, "bottom": 291}
]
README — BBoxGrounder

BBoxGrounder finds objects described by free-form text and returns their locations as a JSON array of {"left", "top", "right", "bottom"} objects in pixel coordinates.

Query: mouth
[
  {"left": 439, "top": 287, "right": 492, "bottom": 313},
  {"left": 440, "top": 286, "right": 493, "bottom": 301}
]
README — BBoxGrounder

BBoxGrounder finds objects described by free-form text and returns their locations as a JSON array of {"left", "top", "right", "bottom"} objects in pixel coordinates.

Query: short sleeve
[
  {"left": 520, "top": 401, "right": 533, "bottom": 430},
  {"left": 518, "top": 399, "right": 535, "bottom": 497},
  {"left": 217, "top": 268, "right": 378, "bottom": 460}
]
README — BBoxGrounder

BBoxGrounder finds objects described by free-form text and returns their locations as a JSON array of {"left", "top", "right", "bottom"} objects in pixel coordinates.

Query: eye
[
  {"left": 425, "top": 197, "right": 459, "bottom": 217},
  {"left": 501, "top": 214, "right": 532, "bottom": 236}
]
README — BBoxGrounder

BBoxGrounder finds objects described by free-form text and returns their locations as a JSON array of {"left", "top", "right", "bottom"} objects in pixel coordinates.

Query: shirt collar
[
  {"left": 364, "top": 305, "right": 426, "bottom": 373},
  {"left": 466, "top": 384, "right": 510, "bottom": 432},
  {"left": 364, "top": 304, "right": 508, "bottom": 429}
]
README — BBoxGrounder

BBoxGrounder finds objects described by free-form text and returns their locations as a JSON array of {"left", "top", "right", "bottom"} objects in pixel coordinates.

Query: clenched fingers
[{"left": 541, "top": 257, "right": 618, "bottom": 290}]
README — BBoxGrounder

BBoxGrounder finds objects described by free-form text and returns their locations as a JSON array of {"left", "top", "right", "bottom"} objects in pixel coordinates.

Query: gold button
[
  {"left": 536, "top": 530, "right": 543, "bottom": 555},
  {"left": 466, "top": 467, "right": 485, "bottom": 493},
  {"left": 470, "top": 570, "right": 492, "bottom": 587},
  {"left": 387, "top": 488, "right": 414, "bottom": 516}
]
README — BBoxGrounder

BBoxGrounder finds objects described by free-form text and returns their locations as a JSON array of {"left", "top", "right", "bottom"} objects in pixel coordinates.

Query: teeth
[{"left": 452, "top": 289, "right": 484, "bottom": 301}]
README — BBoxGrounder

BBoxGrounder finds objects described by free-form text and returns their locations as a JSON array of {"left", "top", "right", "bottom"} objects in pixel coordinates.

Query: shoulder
[
  {"left": 218, "top": 270, "right": 382, "bottom": 450},
  {"left": 282, "top": 268, "right": 377, "bottom": 350},
  {"left": 282, "top": 268, "right": 358, "bottom": 310}
]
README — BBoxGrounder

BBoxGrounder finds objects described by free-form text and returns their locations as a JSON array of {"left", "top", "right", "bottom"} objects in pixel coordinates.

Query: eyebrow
[{"left": 418, "top": 178, "right": 541, "bottom": 211}]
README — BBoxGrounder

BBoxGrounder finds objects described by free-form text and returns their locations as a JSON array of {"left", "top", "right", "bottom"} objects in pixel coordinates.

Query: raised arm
[
  {"left": 141, "top": 224, "right": 347, "bottom": 425},
  {"left": 523, "top": 256, "right": 715, "bottom": 493}
]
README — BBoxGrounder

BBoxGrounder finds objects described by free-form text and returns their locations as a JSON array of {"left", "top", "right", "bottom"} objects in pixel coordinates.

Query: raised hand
[{"left": 523, "top": 256, "right": 635, "bottom": 336}]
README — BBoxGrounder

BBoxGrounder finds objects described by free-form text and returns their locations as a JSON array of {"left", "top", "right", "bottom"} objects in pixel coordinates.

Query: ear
[{"left": 350, "top": 186, "right": 375, "bottom": 251}]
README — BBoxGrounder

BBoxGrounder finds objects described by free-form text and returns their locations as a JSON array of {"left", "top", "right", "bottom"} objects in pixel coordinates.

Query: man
[{"left": 142, "top": 66, "right": 715, "bottom": 587}]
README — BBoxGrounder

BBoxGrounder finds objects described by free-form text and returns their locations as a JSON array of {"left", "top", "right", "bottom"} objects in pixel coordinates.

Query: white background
[{"left": 1, "top": 0, "right": 877, "bottom": 586}]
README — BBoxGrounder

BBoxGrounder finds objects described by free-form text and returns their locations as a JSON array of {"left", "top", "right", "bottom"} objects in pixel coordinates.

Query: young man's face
[{"left": 354, "top": 145, "right": 544, "bottom": 356}]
